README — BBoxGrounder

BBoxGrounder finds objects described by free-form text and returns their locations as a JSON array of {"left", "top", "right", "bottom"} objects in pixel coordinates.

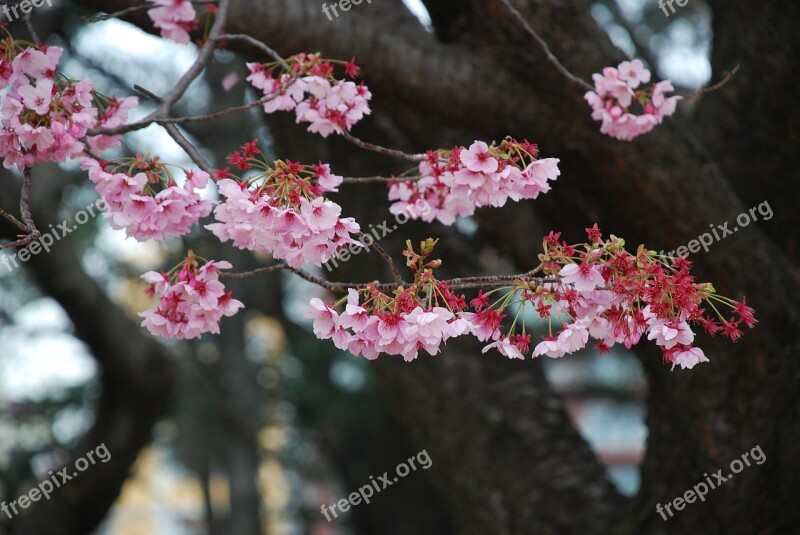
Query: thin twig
[
  {"left": 164, "top": 124, "right": 215, "bottom": 174},
  {"left": 221, "top": 263, "right": 287, "bottom": 279},
  {"left": 224, "top": 263, "right": 555, "bottom": 293},
  {"left": 341, "top": 131, "right": 426, "bottom": 163},
  {"left": 217, "top": 33, "right": 287, "bottom": 65},
  {"left": 0, "top": 169, "right": 41, "bottom": 251},
  {"left": 87, "top": 0, "right": 232, "bottom": 137},
  {"left": 23, "top": 13, "right": 40, "bottom": 44},
  {"left": 89, "top": 77, "right": 290, "bottom": 137},
  {"left": 0, "top": 208, "right": 29, "bottom": 233},
  {"left": 683, "top": 64, "right": 741, "bottom": 102},
  {"left": 341, "top": 176, "right": 420, "bottom": 184},
  {"left": 0, "top": 232, "right": 41, "bottom": 251},
  {"left": 161, "top": 0, "right": 230, "bottom": 112},
  {"left": 497, "top": 0, "right": 594, "bottom": 91},
  {"left": 19, "top": 168, "right": 37, "bottom": 233},
  {"left": 133, "top": 84, "right": 161, "bottom": 102},
  {"left": 81, "top": 4, "right": 150, "bottom": 23},
  {"left": 360, "top": 235, "right": 404, "bottom": 286},
  {"left": 161, "top": 92, "right": 283, "bottom": 125}
]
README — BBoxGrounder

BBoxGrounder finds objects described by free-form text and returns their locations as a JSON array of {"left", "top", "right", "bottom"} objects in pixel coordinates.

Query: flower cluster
[
  {"left": 0, "top": 35, "right": 138, "bottom": 169},
  {"left": 584, "top": 59, "right": 681, "bottom": 141},
  {"left": 0, "top": 43, "right": 95, "bottom": 169},
  {"left": 81, "top": 155, "right": 214, "bottom": 241},
  {"left": 147, "top": 0, "right": 198, "bottom": 44},
  {"left": 246, "top": 53, "right": 371, "bottom": 137},
  {"left": 476, "top": 225, "right": 756, "bottom": 370},
  {"left": 207, "top": 141, "right": 361, "bottom": 268},
  {"left": 305, "top": 240, "right": 472, "bottom": 361},
  {"left": 140, "top": 255, "right": 243, "bottom": 340},
  {"left": 388, "top": 139, "right": 560, "bottom": 225}
]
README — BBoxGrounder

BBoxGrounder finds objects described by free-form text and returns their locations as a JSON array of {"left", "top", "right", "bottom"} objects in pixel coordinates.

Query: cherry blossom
[
  {"left": 81, "top": 156, "right": 213, "bottom": 241},
  {"left": 388, "top": 138, "right": 560, "bottom": 225},
  {"left": 559, "top": 262, "right": 605, "bottom": 292},
  {"left": 140, "top": 256, "right": 243, "bottom": 340},
  {"left": 474, "top": 225, "right": 756, "bottom": 370},
  {"left": 207, "top": 141, "right": 360, "bottom": 268},
  {"left": 671, "top": 347, "right": 709, "bottom": 370},
  {"left": 0, "top": 43, "right": 100, "bottom": 169},
  {"left": 0, "top": 37, "right": 140, "bottom": 169},
  {"left": 246, "top": 53, "right": 372, "bottom": 137},
  {"left": 305, "top": 240, "right": 472, "bottom": 361},
  {"left": 585, "top": 60, "right": 682, "bottom": 140},
  {"left": 148, "top": 0, "right": 197, "bottom": 44}
]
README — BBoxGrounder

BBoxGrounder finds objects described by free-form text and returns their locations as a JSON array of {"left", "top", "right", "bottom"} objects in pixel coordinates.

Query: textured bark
[{"left": 13, "top": 0, "right": 800, "bottom": 532}]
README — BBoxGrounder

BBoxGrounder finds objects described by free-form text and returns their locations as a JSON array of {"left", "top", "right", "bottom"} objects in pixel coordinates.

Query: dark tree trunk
[{"left": 0, "top": 169, "right": 175, "bottom": 535}]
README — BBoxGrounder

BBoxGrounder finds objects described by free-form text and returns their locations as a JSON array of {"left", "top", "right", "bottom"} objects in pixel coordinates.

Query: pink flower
[
  {"left": 403, "top": 306, "right": 454, "bottom": 348},
  {"left": 245, "top": 64, "right": 373, "bottom": 137},
  {"left": 18, "top": 79, "right": 53, "bottom": 115},
  {"left": 671, "top": 347, "right": 709, "bottom": 370},
  {"left": 533, "top": 337, "right": 565, "bottom": 359},
  {"left": 617, "top": 59, "right": 651, "bottom": 89},
  {"left": 88, "top": 96, "right": 139, "bottom": 152},
  {"left": 460, "top": 141, "right": 499, "bottom": 173},
  {"left": 557, "top": 322, "right": 590, "bottom": 354},
  {"left": 305, "top": 298, "right": 340, "bottom": 339},
  {"left": 148, "top": 0, "right": 197, "bottom": 44},
  {"left": 207, "top": 159, "right": 360, "bottom": 268},
  {"left": 300, "top": 197, "right": 341, "bottom": 232},
  {"left": 0, "top": 46, "right": 103, "bottom": 169},
  {"left": 559, "top": 262, "right": 605, "bottom": 292},
  {"left": 339, "top": 289, "right": 369, "bottom": 331},
  {"left": 9, "top": 46, "right": 61, "bottom": 85},
  {"left": 313, "top": 163, "right": 343, "bottom": 192},
  {"left": 482, "top": 337, "right": 524, "bottom": 360},
  {"left": 647, "top": 318, "right": 695, "bottom": 350}
]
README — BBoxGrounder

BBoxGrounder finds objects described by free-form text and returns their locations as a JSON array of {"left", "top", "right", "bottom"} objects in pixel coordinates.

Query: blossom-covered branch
[{"left": 0, "top": 3, "right": 756, "bottom": 375}]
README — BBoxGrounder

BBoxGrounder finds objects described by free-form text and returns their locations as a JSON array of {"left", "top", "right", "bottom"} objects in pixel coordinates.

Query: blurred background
[{"left": 0, "top": 0, "right": 742, "bottom": 533}]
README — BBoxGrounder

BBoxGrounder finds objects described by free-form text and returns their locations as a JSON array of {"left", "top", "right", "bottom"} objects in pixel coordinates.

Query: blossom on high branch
[
  {"left": 246, "top": 53, "right": 371, "bottom": 137},
  {"left": 584, "top": 60, "right": 681, "bottom": 141}
]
